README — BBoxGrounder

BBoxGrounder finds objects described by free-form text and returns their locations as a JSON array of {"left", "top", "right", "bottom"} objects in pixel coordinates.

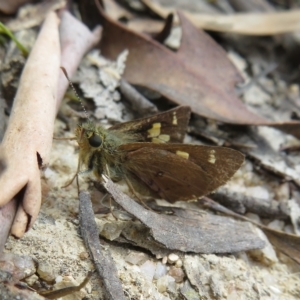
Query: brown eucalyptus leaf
[
  {"left": 102, "top": 176, "right": 265, "bottom": 253},
  {"left": 79, "top": 0, "right": 300, "bottom": 138}
]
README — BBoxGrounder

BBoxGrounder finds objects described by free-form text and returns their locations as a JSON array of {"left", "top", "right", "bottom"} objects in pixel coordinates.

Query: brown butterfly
[{"left": 74, "top": 106, "right": 244, "bottom": 203}]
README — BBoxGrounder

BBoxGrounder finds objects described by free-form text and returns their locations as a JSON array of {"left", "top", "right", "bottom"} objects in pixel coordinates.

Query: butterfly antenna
[{"left": 60, "top": 66, "right": 90, "bottom": 121}]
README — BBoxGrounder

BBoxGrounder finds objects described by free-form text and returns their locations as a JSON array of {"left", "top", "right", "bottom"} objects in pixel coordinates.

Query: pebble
[
  {"left": 140, "top": 260, "right": 156, "bottom": 282},
  {"left": 168, "top": 266, "right": 185, "bottom": 283},
  {"left": 79, "top": 252, "right": 89, "bottom": 260},
  {"left": 175, "top": 259, "right": 183, "bottom": 268},
  {"left": 25, "top": 274, "right": 39, "bottom": 286},
  {"left": 0, "top": 253, "right": 36, "bottom": 280},
  {"left": 245, "top": 186, "right": 269, "bottom": 200},
  {"left": 267, "top": 220, "right": 285, "bottom": 231},
  {"left": 275, "top": 183, "right": 290, "bottom": 201},
  {"left": 248, "top": 227, "right": 278, "bottom": 265},
  {"left": 125, "top": 252, "right": 148, "bottom": 265},
  {"left": 162, "top": 256, "right": 168, "bottom": 265},
  {"left": 167, "top": 253, "right": 179, "bottom": 264},
  {"left": 37, "top": 261, "right": 58, "bottom": 282},
  {"left": 154, "top": 262, "right": 167, "bottom": 280},
  {"left": 244, "top": 213, "right": 261, "bottom": 224},
  {"left": 157, "top": 275, "right": 175, "bottom": 293}
]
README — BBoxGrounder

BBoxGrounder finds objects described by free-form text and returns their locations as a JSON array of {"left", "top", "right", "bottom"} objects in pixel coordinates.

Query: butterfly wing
[
  {"left": 109, "top": 106, "right": 191, "bottom": 143},
  {"left": 121, "top": 143, "right": 244, "bottom": 202}
]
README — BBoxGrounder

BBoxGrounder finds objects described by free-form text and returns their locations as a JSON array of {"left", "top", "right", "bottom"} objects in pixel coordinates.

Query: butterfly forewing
[
  {"left": 109, "top": 106, "right": 191, "bottom": 143},
  {"left": 120, "top": 143, "right": 244, "bottom": 202}
]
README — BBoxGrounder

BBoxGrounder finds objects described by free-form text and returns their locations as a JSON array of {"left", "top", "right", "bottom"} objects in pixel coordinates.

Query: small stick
[
  {"left": 40, "top": 271, "right": 93, "bottom": 299},
  {"left": 79, "top": 191, "right": 126, "bottom": 300}
]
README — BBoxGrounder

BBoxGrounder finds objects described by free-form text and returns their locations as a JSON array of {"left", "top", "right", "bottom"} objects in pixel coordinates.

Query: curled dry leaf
[
  {"left": 0, "top": 11, "right": 102, "bottom": 240},
  {"left": 142, "top": 0, "right": 300, "bottom": 36},
  {"left": 0, "top": 12, "right": 60, "bottom": 238},
  {"left": 79, "top": 0, "right": 300, "bottom": 139}
]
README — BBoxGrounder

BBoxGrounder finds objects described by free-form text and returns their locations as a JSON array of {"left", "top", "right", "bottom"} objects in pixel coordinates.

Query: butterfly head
[{"left": 76, "top": 122, "right": 104, "bottom": 149}]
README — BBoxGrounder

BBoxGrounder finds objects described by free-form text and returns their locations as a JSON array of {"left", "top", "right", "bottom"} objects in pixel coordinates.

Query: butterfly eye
[{"left": 88, "top": 134, "right": 102, "bottom": 148}]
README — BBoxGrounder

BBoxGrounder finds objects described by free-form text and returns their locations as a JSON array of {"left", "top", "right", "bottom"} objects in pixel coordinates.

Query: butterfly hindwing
[{"left": 121, "top": 143, "right": 244, "bottom": 202}]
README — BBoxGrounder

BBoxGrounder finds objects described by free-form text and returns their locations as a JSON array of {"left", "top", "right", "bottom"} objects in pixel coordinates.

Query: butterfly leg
[
  {"left": 62, "top": 154, "right": 82, "bottom": 188},
  {"left": 124, "top": 175, "right": 156, "bottom": 212}
]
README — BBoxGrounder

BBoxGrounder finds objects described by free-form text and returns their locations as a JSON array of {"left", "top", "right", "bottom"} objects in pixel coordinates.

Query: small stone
[
  {"left": 181, "top": 280, "right": 199, "bottom": 300},
  {"left": 168, "top": 266, "right": 185, "bottom": 283},
  {"left": 244, "top": 213, "right": 261, "bottom": 224},
  {"left": 25, "top": 274, "right": 39, "bottom": 286},
  {"left": 267, "top": 220, "right": 285, "bottom": 231},
  {"left": 248, "top": 227, "right": 278, "bottom": 265},
  {"left": 288, "top": 83, "right": 299, "bottom": 96},
  {"left": 167, "top": 253, "right": 179, "bottom": 264},
  {"left": 140, "top": 260, "right": 156, "bottom": 282},
  {"left": 175, "top": 259, "right": 183, "bottom": 268},
  {"left": 0, "top": 253, "right": 36, "bottom": 280},
  {"left": 37, "top": 261, "right": 58, "bottom": 282},
  {"left": 156, "top": 275, "right": 175, "bottom": 293},
  {"left": 125, "top": 252, "right": 148, "bottom": 265},
  {"left": 245, "top": 186, "right": 269, "bottom": 200},
  {"left": 162, "top": 256, "right": 168, "bottom": 265},
  {"left": 275, "top": 183, "right": 290, "bottom": 201},
  {"left": 79, "top": 252, "right": 89, "bottom": 260},
  {"left": 154, "top": 262, "right": 167, "bottom": 280},
  {"left": 53, "top": 275, "right": 87, "bottom": 299},
  {"left": 55, "top": 275, "right": 63, "bottom": 283}
]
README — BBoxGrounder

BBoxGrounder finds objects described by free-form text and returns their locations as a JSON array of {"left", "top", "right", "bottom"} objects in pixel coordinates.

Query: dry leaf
[
  {"left": 142, "top": 0, "right": 300, "bottom": 35},
  {"left": 102, "top": 176, "right": 265, "bottom": 253},
  {"left": 201, "top": 197, "right": 300, "bottom": 264},
  {"left": 0, "top": 12, "right": 60, "bottom": 238},
  {"left": 79, "top": 0, "right": 300, "bottom": 138},
  {"left": 0, "top": 11, "right": 101, "bottom": 239}
]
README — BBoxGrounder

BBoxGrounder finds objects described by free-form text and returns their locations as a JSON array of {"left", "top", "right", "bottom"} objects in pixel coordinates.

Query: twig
[
  {"left": 79, "top": 191, "right": 126, "bottom": 300},
  {"left": 210, "top": 187, "right": 290, "bottom": 220}
]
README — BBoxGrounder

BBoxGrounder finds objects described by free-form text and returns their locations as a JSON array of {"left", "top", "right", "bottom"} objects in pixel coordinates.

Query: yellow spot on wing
[
  {"left": 172, "top": 112, "right": 177, "bottom": 125},
  {"left": 147, "top": 123, "right": 161, "bottom": 138},
  {"left": 208, "top": 150, "right": 216, "bottom": 164},
  {"left": 152, "top": 137, "right": 163, "bottom": 143},
  {"left": 158, "top": 134, "right": 170, "bottom": 142},
  {"left": 151, "top": 134, "right": 170, "bottom": 143},
  {"left": 176, "top": 150, "right": 189, "bottom": 159}
]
